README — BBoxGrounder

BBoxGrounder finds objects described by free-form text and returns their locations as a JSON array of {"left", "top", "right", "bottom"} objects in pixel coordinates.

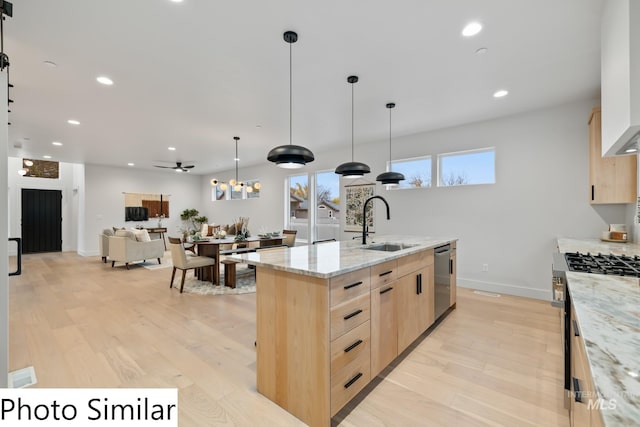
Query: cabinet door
[
  {"left": 396, "top": 267, "right": 432, "bottom": 354},
  {"left": 371, "top": 283, "right": 397, "bottom": 377},
  {"left": 588, "top": 107, "right": 637, "bottom": 204}
]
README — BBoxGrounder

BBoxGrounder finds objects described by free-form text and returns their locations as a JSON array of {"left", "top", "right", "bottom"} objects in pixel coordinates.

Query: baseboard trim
[{"left": 458, "top": 278, "right": 550, "bottom": 301}]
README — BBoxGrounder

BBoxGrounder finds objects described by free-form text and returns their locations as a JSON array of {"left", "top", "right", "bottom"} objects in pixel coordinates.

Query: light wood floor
[{"left": 9, "top": 252, "right": 569, "bottom": 426}]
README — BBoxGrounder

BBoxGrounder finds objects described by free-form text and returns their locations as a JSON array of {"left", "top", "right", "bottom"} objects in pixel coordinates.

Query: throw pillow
[
  {"left": 115, "top": 229, "right": 136, "bottom": 240},
  {"left": 102, "top": 229, "right": 114, "bottom": 236},
  {"left": 139, "top": 229, "right": 151, "bottom": 242}
]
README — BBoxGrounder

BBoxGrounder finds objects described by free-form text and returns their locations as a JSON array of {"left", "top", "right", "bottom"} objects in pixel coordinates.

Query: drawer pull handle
[
  {"left": 572, "top": 320, "right": 580, "bottom": 337},
  {"left": 379, "top": 270, "right": 392, "bottom": 277},
  {"left": 344, "top": 281, "right": 363, "bottom": 290},
  {"left": 344, "top": 372, "right": 363, "bottom": 389},
  {"left": 380, "top": 287, "right": 393, "bottom": 295},
  {"left": 344, "top": 309, "right": 363, "bottom": 320},
  {"left": 572, "top": 377, "right": 583, "bottom": 403},
  {"left": 344, "top": 339, "right": 363, "bottom": 353}
]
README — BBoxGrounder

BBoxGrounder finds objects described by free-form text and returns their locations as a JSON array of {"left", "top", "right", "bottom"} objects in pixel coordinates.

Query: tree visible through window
[
  {"left": 438, "top": 148, "right": 495, "bottom": 187},
  {"left": 389, "top": 156, "right": 432, "bottom": 189}
]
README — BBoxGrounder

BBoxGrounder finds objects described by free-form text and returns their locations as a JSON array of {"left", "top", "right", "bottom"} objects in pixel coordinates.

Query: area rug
[
  {"left": 179, "top": 267, "right": 256, "bottom": 295},
  {"left": 140, "top": 252, "right": 173, "bottom": 270}
]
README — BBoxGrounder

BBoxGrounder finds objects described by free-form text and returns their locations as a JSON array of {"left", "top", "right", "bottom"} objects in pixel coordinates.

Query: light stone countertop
[
  {"left": 228, "top": 235, "right": 457, "bottom": 279},
  {"left": 557, "top": 238, "right": 640, "bottom": 426},
  {"left": 557, "top": 237, "right": 640, "bottom": 256}
]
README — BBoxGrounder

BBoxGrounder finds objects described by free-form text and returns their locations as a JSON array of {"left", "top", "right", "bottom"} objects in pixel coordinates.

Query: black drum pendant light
[
  {"left": 335, "top": 76, "right": 371, "bottom": 178},
  {"left": 376, "top": 103, "right": 405, "bottom": 186},
  {"left": 267, "top": 31, "right": 315, "bottom": 169}
]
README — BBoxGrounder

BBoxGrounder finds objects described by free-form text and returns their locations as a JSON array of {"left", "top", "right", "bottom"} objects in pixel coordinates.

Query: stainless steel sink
[{"left": 362, "top": 243, "right": 416, "bottom": 252}]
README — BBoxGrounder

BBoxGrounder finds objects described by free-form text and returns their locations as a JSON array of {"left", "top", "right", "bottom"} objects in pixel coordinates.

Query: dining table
[{"left": 193, "top": 235, "right": 284, "bottom": 284}]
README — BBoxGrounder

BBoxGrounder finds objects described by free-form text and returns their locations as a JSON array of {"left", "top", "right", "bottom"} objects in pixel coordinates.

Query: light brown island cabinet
[
  {"left": 570, "top": 304, "right": 604, "bottom": 427},
  {"left": 370, "top": 259, "right": 399, "bottom": 376},
  {"left": 396, "top": 250, "right": 435, "bottom": 354},
  {"left": 588, "top": 107, "right": 637, "bottom": 204},
  {"left": 255, "top": 245, "right": 448, "bottom": 427}
]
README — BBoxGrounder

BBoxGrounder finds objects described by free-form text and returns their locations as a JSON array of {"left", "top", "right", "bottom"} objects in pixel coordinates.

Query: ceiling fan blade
[
  {"left": 153, "top": 165, "right": 174, "bottom": 169},
  {"left": 183, "top": 165, "right": 195, "bottom": 169}
]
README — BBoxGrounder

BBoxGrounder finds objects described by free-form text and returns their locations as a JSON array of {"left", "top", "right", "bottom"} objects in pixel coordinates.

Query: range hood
[{"left": 601, "top": 0, "right": 640, "bottom": 156}]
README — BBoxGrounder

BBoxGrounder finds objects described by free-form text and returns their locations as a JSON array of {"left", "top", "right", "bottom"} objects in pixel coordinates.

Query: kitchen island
[
  {"left": 232, "top": 235, "right": 457, "bottom": 427},
  {"left": 557, "top": 238, "right": 640, "bottom": 426}
]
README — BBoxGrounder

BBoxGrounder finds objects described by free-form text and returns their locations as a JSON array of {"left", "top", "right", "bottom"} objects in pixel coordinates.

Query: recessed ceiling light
[
  {"left": 625, "top": 148, "right": 637, "bottom": 153},
  {"left": 43, "top": 155, "right": 52, "bottom": 159},
  {"left": 168, "top": 147, "right": 176, "bottom": 151},
  {"left": 96, "top": 76, "right": 114, "bottom": 85},
  {"left": 169, "top": 0, "right": 184, "bottom": 2},
  {"left": 629, "top": 371, "right": 639, "bottom": 378},
  {"left": 493, "top": 90, "right": 509, "bottom": 98},
  {"left": 462, "top": 22, "right": 482, "bottom": 37},
  {"left": 127, "top": 162, "right": 135, "bottom": 166},
  {"left": 475, "top": 47, "right": 488, "bottom": 55},
  {"left": 43, "top": 60, "right": 57, "bottom": 67},
  {"left": 67, "top": 119, "right": 80, "bottom": 125},
  {"left": 52, "top": 141, "right": 63, "bottom": 146}
]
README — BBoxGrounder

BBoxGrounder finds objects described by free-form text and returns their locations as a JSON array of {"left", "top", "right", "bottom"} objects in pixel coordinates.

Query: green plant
[{"left": 180, "top": 209, "right": 208, "bottom": 233}]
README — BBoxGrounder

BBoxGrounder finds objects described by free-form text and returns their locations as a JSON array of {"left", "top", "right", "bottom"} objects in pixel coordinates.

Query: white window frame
[
  {"left": 437, "top": 147, "right": 496, "bottom": 187},
  {"left": 387, "top": 154, "right": 433, "bottom": 190}
]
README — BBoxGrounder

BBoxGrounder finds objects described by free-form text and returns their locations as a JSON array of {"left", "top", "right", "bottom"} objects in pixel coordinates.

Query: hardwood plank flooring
[{"left": 8, "top": 252, "right": 569, "bottom": 426}]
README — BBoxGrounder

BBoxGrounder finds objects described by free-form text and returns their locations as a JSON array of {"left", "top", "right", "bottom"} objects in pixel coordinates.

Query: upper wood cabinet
[{"left": 588, "top": 107, "right": 637, "bottom": 204}]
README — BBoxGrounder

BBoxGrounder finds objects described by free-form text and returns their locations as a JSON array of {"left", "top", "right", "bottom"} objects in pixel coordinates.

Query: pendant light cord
[
  {"left": 289, "top": 40, "right": 292, "bottom": 146},
  {"left": 389, "top": 107, "right": 392, "bottom": 163},
  {"left": 235, "top": 137, "right": 239, "bottom": 184},
  {"left": 351, "top": 82, "right": 354, "bottom": 162}
]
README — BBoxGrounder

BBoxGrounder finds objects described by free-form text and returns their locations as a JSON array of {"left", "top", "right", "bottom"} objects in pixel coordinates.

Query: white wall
[
  {"left": 201, "top": 99, "right": 628, "bottom": 300},
  {"left": 83, "top": 164, "right": 203, "bottom": 256},
  {"left": 367, "top": 99, "right": 626, "bottom": 300},
  {"left": 1, "top": 72, "right": 9, "bottom": 387}
]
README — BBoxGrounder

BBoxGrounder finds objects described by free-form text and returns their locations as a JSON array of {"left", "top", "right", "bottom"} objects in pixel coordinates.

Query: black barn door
[{"left": 21, "top": 189, "right": 62, "bottom": 254}]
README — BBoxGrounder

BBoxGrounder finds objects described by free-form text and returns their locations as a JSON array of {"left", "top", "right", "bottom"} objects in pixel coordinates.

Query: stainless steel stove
[{"left": 564, "top": 252, "right": 640, "bottom": 277}]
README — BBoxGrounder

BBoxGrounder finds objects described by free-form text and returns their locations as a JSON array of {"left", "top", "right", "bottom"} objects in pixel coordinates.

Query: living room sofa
[{"left": 108, "top": 229, "right": 164, "bottom": 269}]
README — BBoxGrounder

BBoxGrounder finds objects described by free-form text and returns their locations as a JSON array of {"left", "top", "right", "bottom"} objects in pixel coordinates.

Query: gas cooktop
[{"left": 564, "top": 252, "right": 640, "bottom": 277}]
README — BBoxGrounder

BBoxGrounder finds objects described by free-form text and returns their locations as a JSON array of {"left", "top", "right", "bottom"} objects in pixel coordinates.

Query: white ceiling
[{"left": 5, "top": 0, "right": 603, "bottom": 175}]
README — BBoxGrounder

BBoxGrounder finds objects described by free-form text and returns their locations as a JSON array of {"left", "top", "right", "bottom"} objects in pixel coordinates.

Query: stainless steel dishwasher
[{"left": 434, "top": 244, "right": 451, "bottom": 320}]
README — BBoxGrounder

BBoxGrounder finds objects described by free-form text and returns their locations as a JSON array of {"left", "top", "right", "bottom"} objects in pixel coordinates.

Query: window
[
  {"left": 388, "top": 156, "right": 432, "bottom": 189},
  {"left": 288, "top": 174, "right": 309, "bottom": 243},
  {"left": 438, "top": 148, "right": 495, "bottom": 187},
  {"left": 21, "top": 158, "right": 59, "bottom": 179},
  {"left": 315, "top": 171, "right": 340, "bottom": 242}
]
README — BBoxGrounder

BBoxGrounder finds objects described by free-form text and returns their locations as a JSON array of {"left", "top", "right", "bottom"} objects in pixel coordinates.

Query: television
[{"left": 125, "top": 206, "right": 149, "bottom": 222}]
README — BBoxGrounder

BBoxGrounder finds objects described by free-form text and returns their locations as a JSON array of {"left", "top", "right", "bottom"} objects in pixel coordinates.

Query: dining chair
[
  {"left": 282, "top": 229, "right": 297, "bottom": 247},
  {"left": 168, "top": 240, "right": 216, "bottom": 293}
]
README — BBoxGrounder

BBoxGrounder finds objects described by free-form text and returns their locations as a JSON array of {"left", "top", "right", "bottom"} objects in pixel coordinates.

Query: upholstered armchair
[
  {"left": 99, "top": 228, "right": 114, "bottom": 263},
  {"left": 108, "top": 229, "right": 165, "bottom": 269}
]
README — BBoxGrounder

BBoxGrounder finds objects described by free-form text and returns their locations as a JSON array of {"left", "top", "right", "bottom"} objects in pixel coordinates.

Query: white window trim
[{"left": 437, "top": 146, "right": 496, "bottom": 187}]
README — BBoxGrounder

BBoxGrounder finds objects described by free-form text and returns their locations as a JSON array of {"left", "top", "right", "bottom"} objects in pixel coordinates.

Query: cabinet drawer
[
  {"left": 330, "top": 268, "right": 371, "bottom": 306},
  {"left": 370, "top": 259, "right": 398, "bottom": 290},
  {"left": 398, "top": 249, "right": 433, "bottom": 277},
  {"left": 331, "top": 320, "right": 370, "bottom": 376},
  {"left": 330, "top": 293, "right": 370, "bottom": 340},
  {"left": 330, "top": 351, "right": 371, "bottom": 416}
]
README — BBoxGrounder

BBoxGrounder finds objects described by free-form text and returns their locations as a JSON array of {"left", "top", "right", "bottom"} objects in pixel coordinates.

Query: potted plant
[{"left": 180, "top": 209, "right": 208, "bottom": 235}]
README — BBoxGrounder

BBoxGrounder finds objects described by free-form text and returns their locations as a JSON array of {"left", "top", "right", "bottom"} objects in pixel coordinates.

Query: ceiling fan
[{"left": 153, "top": 161, "right": 195, "bottom": 172}]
